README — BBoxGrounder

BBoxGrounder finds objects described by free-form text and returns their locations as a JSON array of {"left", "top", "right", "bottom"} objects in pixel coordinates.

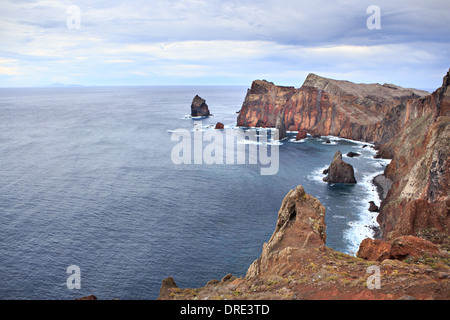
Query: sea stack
[
  {"left": 323, "top": 151, "right": 357, "bottom": 184},
  {"left": 275, "top": 111, "right": 286, "bottom": 140},
  {"left": 190, "top": 95, "right": 210, "bottom": 117},
  {"left": 296, "top": 128, "right": 308, "bottom": 140}
]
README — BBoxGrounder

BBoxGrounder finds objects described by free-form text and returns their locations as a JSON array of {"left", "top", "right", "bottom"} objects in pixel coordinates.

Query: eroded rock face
[
  {"left": 323, "top": 151, "right": 357, "bottom": 184},
  {"left": 236, "top": 75, "right": 428, "bottom": 143},
  {"left": 246, "top": 185, "right": 326, "bottom": 278},
  {"left": 376, "top": 69, "right": 450, "bottom": 241},
  {"left": 191, "top": 95, "right": 210, "bottom": 117}
]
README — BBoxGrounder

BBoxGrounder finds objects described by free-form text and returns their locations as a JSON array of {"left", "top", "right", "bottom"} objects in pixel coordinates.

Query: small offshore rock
[
  {"left": 215, "top": 122, "right": 225, "bottom": 129},
  {"left": 323, "top": 151, "right": 357, "bottom": 184},
  {"left": 368, "top": 201, "right": 379, "bottom": 212},
  {"left": 191, "top": 95, "right": 210, "bottom": 117},
  {"left": 296, "top": 128, "right": 307, "bottom": 140},
  {"left": 346, "top": 151, "right": 361, "bottom": 157}
]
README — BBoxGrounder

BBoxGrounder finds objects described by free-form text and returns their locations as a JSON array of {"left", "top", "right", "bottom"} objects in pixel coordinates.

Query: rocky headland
[
  {"left": 159, "top": 185, "right": 449, "bottom": 300},
  {"left": 236, "top": 69, "right": 449, "bottom": 244},
  {"left": 159, "top": 69, "right": 449, "bottom": 300}
]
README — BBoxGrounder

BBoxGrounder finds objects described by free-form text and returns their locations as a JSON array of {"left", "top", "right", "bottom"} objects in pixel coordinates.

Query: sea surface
[{"left": 0, "top": 86, "right": 389, "bottom": 300}]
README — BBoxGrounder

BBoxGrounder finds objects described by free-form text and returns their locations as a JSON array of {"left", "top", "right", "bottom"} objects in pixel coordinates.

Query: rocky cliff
[
  {"left": 157, "top": 70, "right": 449, "bottom": 301},
  {"left": 237, "top": 74, "right": 429, "bottom": 143},
  {"left": 159, "top": 186, "right": 449, "bottom": 300},
  {"left": 375, "top": 70, "right": 450, "bottom": 242},
  {"left": 237, "top": 70, "right": 449, "bottom": 244},
  {"left": 246, "top": 185, "right": 326, "bottom": 278}
]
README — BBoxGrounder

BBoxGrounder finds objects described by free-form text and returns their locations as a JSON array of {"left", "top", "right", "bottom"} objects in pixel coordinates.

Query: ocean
[{"left": 0, "top": 86, "right": 389, "bottom": 300}]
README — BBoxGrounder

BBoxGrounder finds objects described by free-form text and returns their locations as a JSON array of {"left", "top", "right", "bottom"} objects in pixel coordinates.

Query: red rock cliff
[
  {"left": 237, "top": 74, "right": 428, "bottom": 143},
  {"left": 237, "top": 70, "right": 449, "bottom": 244},
  {"left": 376, "top": 69, "right": 450, "bottom": 242}
]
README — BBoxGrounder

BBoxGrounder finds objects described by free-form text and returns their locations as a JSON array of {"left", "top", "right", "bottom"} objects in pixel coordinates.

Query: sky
[{"left": 0, "top": 0, "right": 449, "bottom": 89}]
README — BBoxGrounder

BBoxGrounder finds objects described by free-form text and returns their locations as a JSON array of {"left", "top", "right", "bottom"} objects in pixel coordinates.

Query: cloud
[
  {"left": 104, "top": 59, "right": 134, "bottom": 63},
  {"left": 0, "top": 0, "right": 448, "bottom": 87},
  {"left": 0, "top": 58, "right": 20, "bottom": 76}
]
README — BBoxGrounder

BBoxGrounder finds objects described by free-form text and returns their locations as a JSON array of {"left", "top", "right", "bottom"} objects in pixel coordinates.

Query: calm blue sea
[{"left": 0, "top": 86, "right": 389, "bottom": 300}]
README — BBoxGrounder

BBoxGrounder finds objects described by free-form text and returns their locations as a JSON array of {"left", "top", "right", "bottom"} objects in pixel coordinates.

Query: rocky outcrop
[
  {"left": 357, "top": 236, "right": 446, "bottom": 262},
  {"left": 323, "top": 151, "right": 357, "bottom": 184},
  {"left": 369, "top": 201, "right": 379, "bottom": 212},
  {"left": 160, "top": 186, "right": 450, "bottom": 300},
  {"left": 347, "top": 151, "right": 361, "bottom": 158},
  {"left": 214, "top": 122, "right": 224, "bottom": 129},
  {"left": 157, "top": 70, "right": 450, "bottom": 301},
  {"left": 237, "top": 69, "right": 449, "bottom": 245},
  {"left": 190, "top": 95, "right": 210, "bottom": 117},
  {"left": 296, "top": 128, "right": 308, "bottom": 140},
  {"left": 158, "top": 277, "right": 178, "bottom": 299},
  {"left": 236, "top": 75, "right": 428, "bottom": 143},
  {"left": 246, "top": 185, "right": 326, "bottom": 278}
]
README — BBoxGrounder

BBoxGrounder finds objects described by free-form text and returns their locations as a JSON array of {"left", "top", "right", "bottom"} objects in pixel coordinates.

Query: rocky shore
[
  {"left": 372, "top": 174, "right": 393, "bottom": 201},
  {"left": 158, "top": 69, "right": 450, "bottom": 301},
  {"left": 158, "top": 185, "right": 449, "bottom": 300}
]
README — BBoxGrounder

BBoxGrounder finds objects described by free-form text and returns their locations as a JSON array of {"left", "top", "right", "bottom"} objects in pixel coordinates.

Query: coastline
[{"left": 372, "top": 173, "right": 393, "bottom": 201}]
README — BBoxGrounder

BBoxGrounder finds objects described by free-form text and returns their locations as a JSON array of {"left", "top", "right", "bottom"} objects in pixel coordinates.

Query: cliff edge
[
  {"left": 159, "top": 186, "right": 449, "bottom": 300},
  {"left": 237, "top": 74, "right": 429, "bottom": 143},
  {"left": 157, "top": 70, "right": 449, "bottom": 300},
  {"left": 237, "top": 69, "right": 449, "bottom": 244}
]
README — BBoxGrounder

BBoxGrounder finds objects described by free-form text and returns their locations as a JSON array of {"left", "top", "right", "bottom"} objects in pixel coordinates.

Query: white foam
[
  {"left": 184, "top": 115, "right": 212, "bottom": 120},
  {"left": 343, "top": 170, "right": 386, "bottom": 255},
  {"left": 236, "top": 139, "right": 283, "bottom": 146},
  {"left": 322, "top": 140, "right": 337, "bottom": 145},
  {"left": 267, "top": 141, "right": 283, "bottom": 146},
  {"left": 307, "top": 165, "right": 329, "bottom": 183},
  {"left": 314, "top": 134, "right": 376, "bottom": 149},
  {"left": 288, "top": 138, "right": 306, "bottom": 143},
  {"left": 237, "top": 139, "right": 262, "bottom": 145},
  {"left": 329, "top": 135, "right": 375, "bottom": 148}
]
